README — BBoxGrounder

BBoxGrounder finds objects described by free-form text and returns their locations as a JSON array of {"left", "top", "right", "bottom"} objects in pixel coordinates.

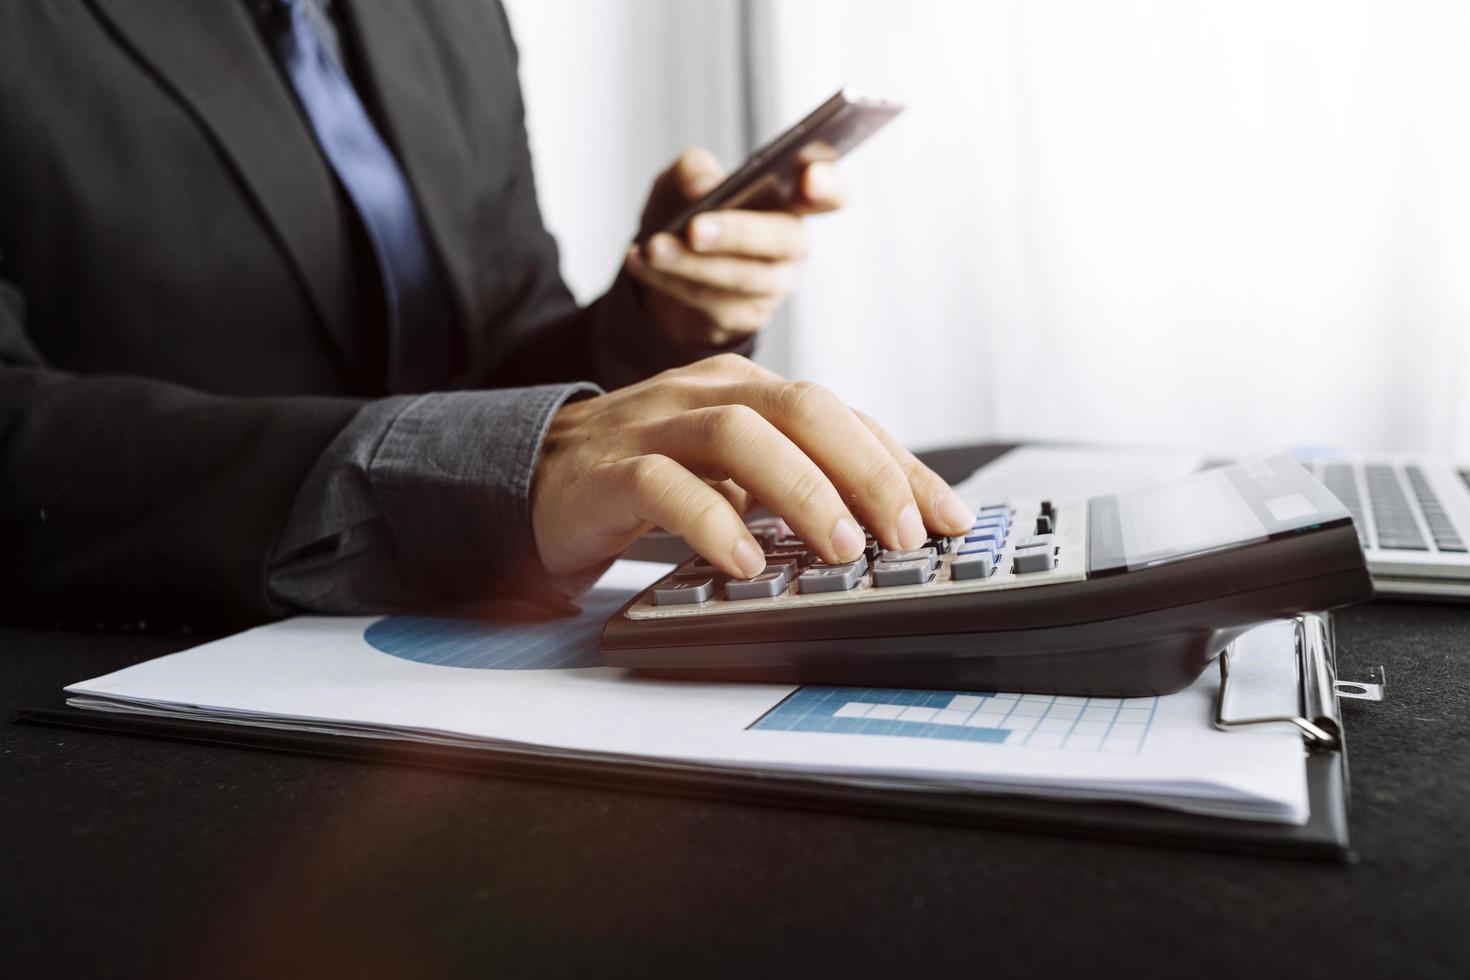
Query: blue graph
[
  {"left": 363, "top": 588, "right": 633, "bottom": 670},
  {"left": 751, "top": 686, "right": 1158, "bottom": 752}
]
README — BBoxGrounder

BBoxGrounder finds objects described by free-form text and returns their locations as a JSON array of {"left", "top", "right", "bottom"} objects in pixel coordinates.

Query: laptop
[{"left": 1293, "top": 456, "right": 1470, "bottom": 599}]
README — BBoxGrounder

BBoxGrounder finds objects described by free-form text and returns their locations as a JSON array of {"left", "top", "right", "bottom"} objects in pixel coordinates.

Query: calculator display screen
[
  {"left": 1119, "top": 469, "right": 1266, "bottom": 567},
  {"left": 1088, "top": 457, "right": 1352, "bottom": 575}
]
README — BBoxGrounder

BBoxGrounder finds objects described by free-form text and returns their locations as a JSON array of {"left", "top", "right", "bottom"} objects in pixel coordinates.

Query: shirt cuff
[{"left": 269, "top": 383, "right": 601, "bottom": 613}]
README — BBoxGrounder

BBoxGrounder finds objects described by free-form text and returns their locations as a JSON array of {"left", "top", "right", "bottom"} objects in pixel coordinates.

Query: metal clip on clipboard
[{"left": 1214, "top": 614, "right": 1386, "bottom": 751}]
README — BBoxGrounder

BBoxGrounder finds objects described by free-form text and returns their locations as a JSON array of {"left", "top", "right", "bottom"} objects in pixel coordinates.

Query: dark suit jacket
[{"left": 0, "top": 0, "right": 698, "bottom": 628}]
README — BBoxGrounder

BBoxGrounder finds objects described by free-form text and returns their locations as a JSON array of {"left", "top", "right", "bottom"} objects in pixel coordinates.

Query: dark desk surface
[{"left": 4, "top": 444, "right": 1468, "bottom": 979}]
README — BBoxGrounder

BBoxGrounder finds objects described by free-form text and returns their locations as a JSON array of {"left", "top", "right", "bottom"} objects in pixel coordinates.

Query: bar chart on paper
[{"left": 751, "top": 687, "right": 1159, "bottom": 752}]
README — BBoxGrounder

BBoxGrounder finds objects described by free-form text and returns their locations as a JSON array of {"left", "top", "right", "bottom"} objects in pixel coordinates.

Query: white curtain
[
  {"left": 508, "top": 0, "right": 1470, "bottom": 457},
  {"left": 752, "top": 0, "right": 1470, "bottom": 455},
  {"left": 501, "top": 0, "right": 748, "bottom": 302}
]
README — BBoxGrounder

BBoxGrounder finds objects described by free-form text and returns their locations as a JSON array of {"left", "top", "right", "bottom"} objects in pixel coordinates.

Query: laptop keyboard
[
  {"left": 1405, "top": 466, "right": 1466, "bottom": 552},
  {"left": 1364, "top": 464, "right": 1428, "bottom": 550},
  {"left": 1311, "top": 461, "right": 1466, "bottom": 553}
]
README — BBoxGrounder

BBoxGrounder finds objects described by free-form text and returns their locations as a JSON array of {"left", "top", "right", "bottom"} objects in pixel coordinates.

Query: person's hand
[
  {"left": 624, "top": 147, "right": 845, "bottom": 348},
  {"left": 531, "top": 354, "right": 975, "bottom": 580}
]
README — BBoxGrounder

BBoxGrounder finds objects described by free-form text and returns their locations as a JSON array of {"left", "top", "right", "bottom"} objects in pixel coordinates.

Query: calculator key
[
  {"left": 872, "top": 558, "right": 935, "bottom": 588},
  {"left": 1017, "top": 534, "right": 1053, "bottom": 550},
  {"left": 749, "top": 526, "right": 781, "bottom": 551},
  {"left": 725, "top": 570, "right": 789, "bottom": 600},
  {"left": 810, "top": 551, "right": 869, "bottom": 571},
  {"left": 972, "top": 515, "right": 1008, "bottom": 530},
  {"left": 654, "top": 578, "right": 715, "bottom": 605},
  {"left": 951, "top": 552, "right": 994, "bottom": 580},
  {"left": 958, "top": 543, "right": 996, "bottom": 557},
  {"left": 925, "top": 535, "right": 953, "bottom": 555},
  {"left": 764, "top": 547, "right": 812, "bottom": 568},
  {"left": 964, "top": 528, "right": 1004, "bottom": 546},
  {"left": 880, "top": 547, "right": 936, "bottom": 567},
  {"left": 1013, "top": 546, "right": 1054, "bottom": 574},
  {"left": 1035, "top": 514, "right": 1054, "bottom": 535},
  {"left": 796, "top": 563, "right": 865, "bottom": 594},
  {"left": 761, "top": 557, "right": 800, "bottom": 580}
]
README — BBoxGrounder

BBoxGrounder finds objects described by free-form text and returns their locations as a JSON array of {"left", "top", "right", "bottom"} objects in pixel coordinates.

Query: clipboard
[{"left": 16, "top": 614, "right": 1382, "bottom": 862}]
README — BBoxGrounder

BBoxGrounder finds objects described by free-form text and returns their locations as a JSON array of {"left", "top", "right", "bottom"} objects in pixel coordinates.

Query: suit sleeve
[{"left": 0, "top": 277, "right": 365, "bottom": 631}]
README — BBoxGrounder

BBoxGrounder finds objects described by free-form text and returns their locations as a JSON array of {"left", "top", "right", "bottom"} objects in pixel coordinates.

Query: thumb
[{"left": 674, "top": 147, "right": 726, "bottom": 200}]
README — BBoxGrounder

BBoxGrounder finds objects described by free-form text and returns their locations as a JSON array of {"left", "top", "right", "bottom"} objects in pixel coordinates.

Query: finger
[
  {"left": 674, "top": 147, "right": 726, "bottom": 199},
  {"left": 617, "top": 454, "right": 766, "bottom": 579},
  {"left": 650, "top": 405, "right": 866, "bottom": 565},
  {"left": 646, "top": 234, "right": 798, "bottom": 297},
  {"left": 710, "top": 479, "right": 757, "bottom": 515},
  {"left": 793, "top": 162, "right": 847, "bottom": 214},
  {"left": 679, "top": 350, "right": 779, "bottom": 382},
  {"left": 626, "top": 250, "right": 773, "bottom": 336},
  {"left": 854, "top": 410, "right": 975, "bottom": 536},
  {"left": 640, "top": 148, "right": 726, "bottom": 232},
  {"left": 687, "top": 210, "right": 806, "bottom": 260},
  {"left": 696, "top": 380, "right": 928, "bottom": 551}
]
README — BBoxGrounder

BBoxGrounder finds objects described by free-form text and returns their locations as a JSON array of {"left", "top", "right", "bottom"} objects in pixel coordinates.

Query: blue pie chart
[{"left": 363, "top": 588, "right": 635, "bottom": 670}]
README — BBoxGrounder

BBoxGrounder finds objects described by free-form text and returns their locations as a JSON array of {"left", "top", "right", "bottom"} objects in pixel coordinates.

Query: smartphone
[{"left": 637, "top": 88, "right": 904, "bottom": 248}]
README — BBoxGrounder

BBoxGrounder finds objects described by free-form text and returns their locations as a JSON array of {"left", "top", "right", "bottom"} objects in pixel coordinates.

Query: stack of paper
[{"left": 66, "top": 561, "right": 1310, "bottom": 825}]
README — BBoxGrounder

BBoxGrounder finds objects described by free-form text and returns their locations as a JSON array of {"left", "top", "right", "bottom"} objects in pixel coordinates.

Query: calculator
[{"left": 599, "top": 457, "right": 1373, "bottom": 696}]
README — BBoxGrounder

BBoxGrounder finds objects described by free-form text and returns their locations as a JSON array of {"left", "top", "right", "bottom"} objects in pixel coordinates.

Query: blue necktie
[{"left": 266, "top": 0, "right": 452, "bottom": 392}]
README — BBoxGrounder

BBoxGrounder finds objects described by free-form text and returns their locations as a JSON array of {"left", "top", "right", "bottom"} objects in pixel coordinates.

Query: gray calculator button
[
  {"left": 796, "top": 563, "right": 864, "bottom": 594},
  {"left": 879, "top": 547, "right": 936, "bottom": 567},
  {"left": 810, "top": 554, "right": 870, "bottom": 576},
  {"left": 1017, "top": 534, "right": 1053, "bottom": 550},
  {"left": 761, "top": 558, "right": 799, "bottom": 581},
  {"left": 872, "top": 558, "right": 934, "bottom": 587},
  {"left": 1013, "top": 546, "right": 1054, "bottom": 574},
  {"left": 950, "top": 552, "right": 994, "bottom": 580},
  {"left": 725, "top": 570, "right": 788, "bottom": 600},
  {"left": 653, "top": 578, "right": 715, "bottom": 605}
]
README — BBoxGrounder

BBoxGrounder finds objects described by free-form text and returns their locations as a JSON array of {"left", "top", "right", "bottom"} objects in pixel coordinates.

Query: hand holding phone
[
  {"left": 625, "top": 88, "right": 903, "bottom": 347},
  {"left": 635, "top": 88, "right": 904, "bottom": 248}
]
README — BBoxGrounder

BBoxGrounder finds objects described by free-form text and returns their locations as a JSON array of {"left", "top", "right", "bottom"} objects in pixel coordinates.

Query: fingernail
[
  {"left": 936, "top": 491, "right": 975, "bottom": 533},
  {"left": 896, "top": 503, "right": 926, "bottom": 550},
  {"left": 733, "top": 538, "right": 766, "bottom": 579},
  {"left": 692, "top": 216, "right": 721, "bottom": 249},
  {"left": 806, "top": 163, "right": 836, "bottom": 199},
  {"left": 648, "top": 234, "right": 678, "bottom": 266},
  {"left": 829, "top": 517, "right": 865, "bottom": 562}
]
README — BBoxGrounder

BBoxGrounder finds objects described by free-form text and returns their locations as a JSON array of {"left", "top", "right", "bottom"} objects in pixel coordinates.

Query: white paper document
[{"left": 66, "top": 561, "right": 1309, "bottom": 824}]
